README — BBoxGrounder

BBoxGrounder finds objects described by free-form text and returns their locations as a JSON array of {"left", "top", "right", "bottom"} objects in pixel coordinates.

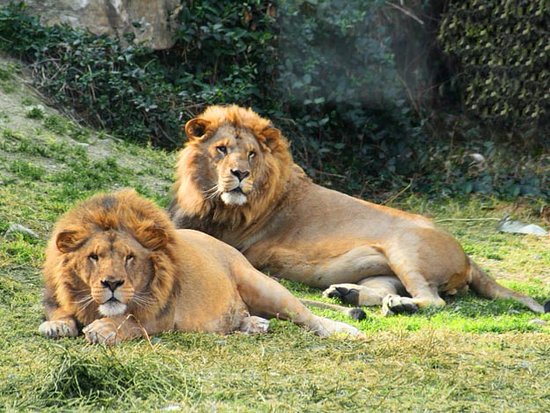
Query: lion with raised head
[
  {"left": 169, "top": 105, "right": 547, "bottom": 315},
  {"left": 39, "top": 189, "right": 361, "bottom": 345}
]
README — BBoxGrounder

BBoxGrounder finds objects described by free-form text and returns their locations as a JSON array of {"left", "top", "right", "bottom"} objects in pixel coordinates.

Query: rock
[
  {"left": 496, "top": 215, "right": 548, "bottom": 237},
  {"left": 4, "top": 224, "right": 39, "bottom": 239},
  {"left": 527, "top": 319, "right": 547, "bottom": 326},
  {"left": 0, "top": 0, "right": 182, "bottom": 50}
]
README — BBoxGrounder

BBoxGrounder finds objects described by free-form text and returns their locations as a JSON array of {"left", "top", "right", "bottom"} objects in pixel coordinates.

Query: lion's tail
[
  {"left": 467, "top": 258, "right": 546, "bottom": 313},
  {"left": 300, "top": 299, "right": 366, "bottom": 321}
]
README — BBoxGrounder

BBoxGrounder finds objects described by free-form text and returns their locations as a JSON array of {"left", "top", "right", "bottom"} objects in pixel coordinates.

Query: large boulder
[{"left": 0, "top": 0, "right": 182, "bottom": 50}]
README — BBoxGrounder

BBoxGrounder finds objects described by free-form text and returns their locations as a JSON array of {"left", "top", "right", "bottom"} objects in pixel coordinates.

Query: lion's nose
[
  {"left": 101, "top": 279, "right": 125, "bottom": 291},
  {"left": 231, "top": 169, "right": 250, "bottom": 181}
]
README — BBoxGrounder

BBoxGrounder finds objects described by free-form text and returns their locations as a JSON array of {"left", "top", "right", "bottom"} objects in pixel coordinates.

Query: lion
[
  {"left": 38, "top": 189, "right": 362, "bottom": 345},
  {"left": 168, "top": 105, "right": 547, "bottom": 315}
]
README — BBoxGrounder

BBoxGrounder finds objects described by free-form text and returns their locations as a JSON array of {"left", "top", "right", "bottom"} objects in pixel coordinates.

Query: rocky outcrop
[{"left": 0, "top": 0, "right": 182, "bottom": 50}]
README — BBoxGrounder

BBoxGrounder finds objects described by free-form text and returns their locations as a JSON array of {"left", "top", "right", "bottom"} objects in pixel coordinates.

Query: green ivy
[{"left": 439, "top": 0, "right": 549, "bottom": 131}]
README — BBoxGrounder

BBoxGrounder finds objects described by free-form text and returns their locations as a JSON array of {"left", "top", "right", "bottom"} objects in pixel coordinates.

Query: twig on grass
[
  {"left": 116, "top": 314, "right": 155, "bottom": 350},
  {"left": 435, "top": 217, "right": 501, "bottom": 223},
  {"left": 382, "top": 179, "right": 413, "bottom": 206}
]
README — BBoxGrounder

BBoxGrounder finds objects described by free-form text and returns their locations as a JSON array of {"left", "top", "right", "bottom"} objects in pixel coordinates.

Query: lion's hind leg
[
  {"left": 324, "top": 274, "right": 446, "bottom": 316},
  {"left": 378, "top": 268, "right": 447, "bottom": 315},
  {"left": 323, "top": 275, "right": 405, "bottom": 306}
]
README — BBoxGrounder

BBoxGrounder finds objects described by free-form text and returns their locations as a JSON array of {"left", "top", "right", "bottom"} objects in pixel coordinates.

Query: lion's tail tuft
[{"left": 468, "top": 258, "right": 545, "bottom": 313}]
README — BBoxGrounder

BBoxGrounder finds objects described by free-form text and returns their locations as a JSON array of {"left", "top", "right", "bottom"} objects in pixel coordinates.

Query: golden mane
[
  {"left": 194, "top": 105, "right": 271, "bottom": 137},
  {"left": 44, "top": 189, "right": 180, "bottom": 325},
  {"left": 171, "top": 105, "right": 298, "bottom": 230},
  {"left": 53, "top": 188, "right": 178, "bottom": 249}
]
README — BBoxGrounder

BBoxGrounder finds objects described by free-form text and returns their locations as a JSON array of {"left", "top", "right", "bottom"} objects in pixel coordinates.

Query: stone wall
[{"left": 0, "top": 0, "right": 182, "bottom": 50}]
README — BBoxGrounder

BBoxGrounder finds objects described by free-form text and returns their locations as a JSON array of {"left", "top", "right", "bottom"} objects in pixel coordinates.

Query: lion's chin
[
  {"left": 98, "top": 301, "right": 127, "bottom": 317},
  {"left": 221, "top": 191, "right": 248, "bottom": 206}
]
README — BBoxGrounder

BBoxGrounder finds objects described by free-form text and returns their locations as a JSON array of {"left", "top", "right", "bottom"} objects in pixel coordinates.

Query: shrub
[
  {"left": 0, "top": 1, "right": 547, "bottom": 199},
  {"left": 0, "top": 2, "right": 183, "bottom": 146},
  {"left": 273, "top": 0, "right": 422, "bottom": 191}
]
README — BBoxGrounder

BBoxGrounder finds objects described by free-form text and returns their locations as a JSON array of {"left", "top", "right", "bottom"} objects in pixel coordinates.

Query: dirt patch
[{"left": 0, "top": 53, "right": 174, "bottom": 196}]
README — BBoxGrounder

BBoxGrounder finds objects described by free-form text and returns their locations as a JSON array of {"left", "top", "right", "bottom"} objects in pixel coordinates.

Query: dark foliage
[
  {"left": 439, "top": 0, "right": 549, "bottom": 133},
  {"left": 0, "top": 1, "right": 547, "bottom": 199}
]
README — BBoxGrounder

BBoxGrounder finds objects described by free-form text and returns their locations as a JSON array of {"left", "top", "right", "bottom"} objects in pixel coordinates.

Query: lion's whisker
[
  {"left": 132, "top": 293, "right": 155, "bottom": 304},
  {"left": 204, "top": 189, "right": 221, "bottom": 201},
  {"left": 133, "top": 296, "right": 154, "bottom": 305},
  {"left": 202, "top": 184, "right": 219, "bottom": 195},
  {"left": 132, "top": 295, "right": 156, "bottom": 309},
  {"left": 73, "top": 294, "right": 93, "bottom": 304},
  {"left": 74, "top": 295, "right": 95, "bottom": 313}
]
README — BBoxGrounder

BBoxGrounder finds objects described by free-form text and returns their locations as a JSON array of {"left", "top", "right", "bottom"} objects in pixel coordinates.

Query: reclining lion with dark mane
[
  {"left": 39, "top": 189, "right": 361, "bottom": 345},
  {"left": 169, "top": 105, "right": 547, "bottom": 315}
]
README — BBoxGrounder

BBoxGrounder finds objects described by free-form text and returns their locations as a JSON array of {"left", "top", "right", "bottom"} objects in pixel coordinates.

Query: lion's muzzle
[
  {"left": 95, "top": 277, "right": 131, "bottom": 317},
  {"left": 101, "top": 279, "right": 125, "bottom": 291}
]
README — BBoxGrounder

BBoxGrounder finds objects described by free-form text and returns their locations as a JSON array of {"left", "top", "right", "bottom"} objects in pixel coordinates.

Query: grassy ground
[{"left": 1, "top": 56, "right": 549, "bottom": 412}]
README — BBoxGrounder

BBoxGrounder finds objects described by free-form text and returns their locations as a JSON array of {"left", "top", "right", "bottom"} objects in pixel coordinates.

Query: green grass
[{"left": 0, "top": 56, "right": 549, "bottom": 411}]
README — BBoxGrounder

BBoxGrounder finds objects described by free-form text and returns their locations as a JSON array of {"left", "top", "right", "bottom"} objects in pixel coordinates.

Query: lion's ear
[
  {"left": 56, "top": 230, "right": 86, "bottom": 253},
  {"left": 185, "top": 118, "right": 210, "bottom": 141},
  {"left": 137, "top": 226, "right": 168, "bottom": 251},
  {"left": 260, "top": 126, "right": 283, "bottom": 152}
]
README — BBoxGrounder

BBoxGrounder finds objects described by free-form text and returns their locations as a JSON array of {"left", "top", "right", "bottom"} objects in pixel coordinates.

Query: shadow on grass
[{"left": 11, "top": 345, "right": 201, "bottom": 410}]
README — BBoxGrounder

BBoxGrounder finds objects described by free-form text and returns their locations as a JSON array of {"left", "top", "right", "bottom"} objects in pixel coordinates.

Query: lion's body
[
  {"left": 169, "top": 105, "right": 545, "bottom": 314},
  {"left": 40, "top": 190, "right": 361, "bottom": 345}
]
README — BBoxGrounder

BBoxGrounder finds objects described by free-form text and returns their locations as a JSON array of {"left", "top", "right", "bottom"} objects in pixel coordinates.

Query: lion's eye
[
  {"left": 248, "top": 151, "right": 256, "bottom": 160},
  {"left": 216, "top": 146, "right": 227, "bottom": 155},
  {"left": 89, "top": 253, "right": 98, "bottom": 262},
  {"left": 125, "top": 254, "right": 135, "bottom": 264}
]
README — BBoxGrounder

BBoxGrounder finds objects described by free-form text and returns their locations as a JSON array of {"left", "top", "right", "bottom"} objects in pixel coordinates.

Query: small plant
[
  {"left": 43, "top": 115, "right": 68, "bottom": 135},
  {"left": 8, "top": 159, "right": 46, "bottom": 181},
  {"left": 25, "top": 105, "right": 44, "bottom": 119}
]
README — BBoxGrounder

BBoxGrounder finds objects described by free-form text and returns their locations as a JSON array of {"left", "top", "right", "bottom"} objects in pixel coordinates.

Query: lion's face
[
  {"left": 57, "top": 229, "right": 154, "bottom": 317},
  {"left": 173, "top": 106, "right": 293, "bottom": 223},
  {"left": 199, "top": 124, "right": 265, "bottom": 206}
]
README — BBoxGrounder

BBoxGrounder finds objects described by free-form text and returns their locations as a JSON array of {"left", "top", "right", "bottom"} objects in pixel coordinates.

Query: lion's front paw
[
  {"left": 39, "top": 320, "right": 78, "bottom": 338},
  {"left": 83, "top": 319, "right": 120, "bottom": 345},
  {"left": 381, "top": 294, "right": 418, "bottom": 316},
  {"left": 314, "top": 316, "right": 365, "bottom": 339},
  {"left": 323, "top": 284, "right": 360, "bottom": 305}
]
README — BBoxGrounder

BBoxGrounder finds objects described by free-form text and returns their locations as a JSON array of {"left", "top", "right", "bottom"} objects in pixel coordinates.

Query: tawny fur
[
  {"left": 40, "top": 189, "right": 361, "bottom": 345},
  {"left": 169, "top": 105, "right": 546, "bottom": 314}
]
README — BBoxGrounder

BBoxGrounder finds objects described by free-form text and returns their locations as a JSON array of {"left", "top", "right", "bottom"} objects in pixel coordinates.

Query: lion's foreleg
[{"left": 236, "top": 268, "right": 363, "bottom": 337}]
